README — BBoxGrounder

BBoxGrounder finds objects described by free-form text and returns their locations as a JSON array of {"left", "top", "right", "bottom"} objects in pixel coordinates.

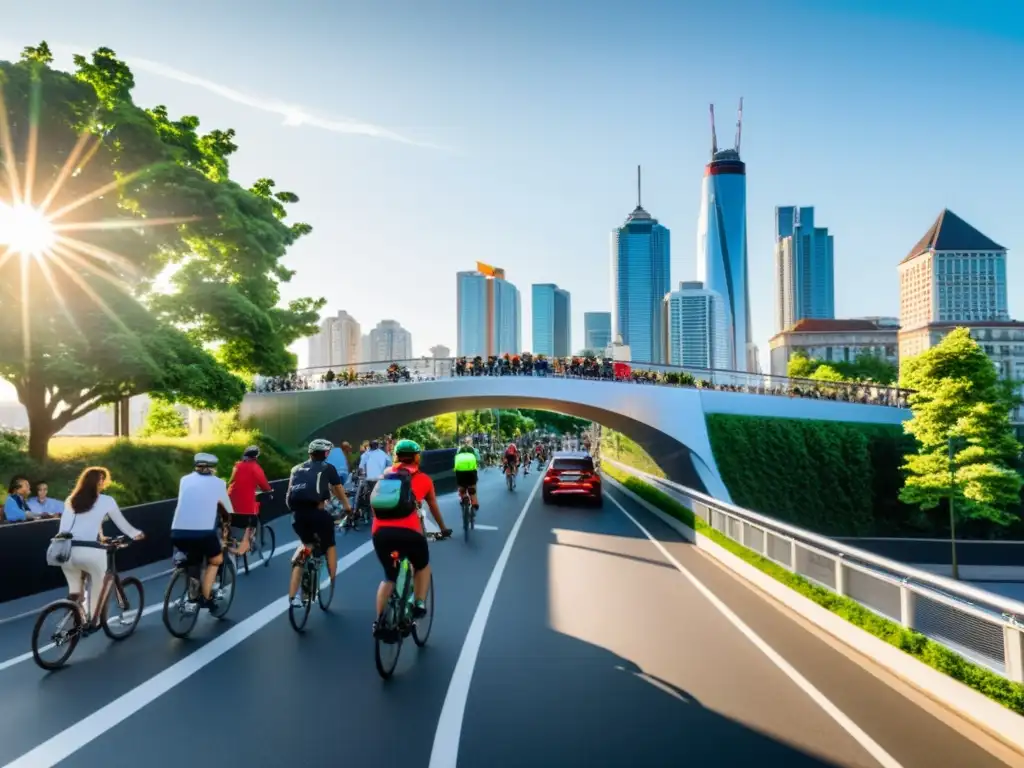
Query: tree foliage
[
  {"left": 0, "top": 43, "right": 322, "bottom": 459},
  {"left": 138, "top": 398, "right": 188, "bottom": 438},
  {"left": 787, "top": 350, "right": 898, "bottom": 386},
  {"left": 898, "top": 328, "right": 1022, "bottom": 525}
]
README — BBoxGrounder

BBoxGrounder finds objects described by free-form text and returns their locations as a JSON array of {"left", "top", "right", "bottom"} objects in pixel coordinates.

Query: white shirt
[
  {"left": 359, "top": 449, "right": 392, "bottom": 481},
  {"left": 170, "top": 472, "right": 234, "bottom": 533},
  {"left": 58, "top": 495, "right": 141, "bottom": 543}
]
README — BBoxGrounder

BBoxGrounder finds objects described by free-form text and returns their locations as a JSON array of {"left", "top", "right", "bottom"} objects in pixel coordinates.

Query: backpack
[
  {"left": 370, "top": 467, "right": 418, "bottom": 520},
  {"left": 287, "top": 460, "right": 330, "bottom": 509}
]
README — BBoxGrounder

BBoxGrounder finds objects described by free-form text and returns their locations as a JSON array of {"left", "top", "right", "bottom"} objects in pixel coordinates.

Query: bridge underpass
[{"left": 0, "top": 468, "right": 1016, "bottom": 767}]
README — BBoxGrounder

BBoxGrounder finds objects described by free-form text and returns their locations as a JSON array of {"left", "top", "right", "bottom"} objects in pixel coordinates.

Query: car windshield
[{"left": 552, "top": 458, "right": 593, "bottom": 472}]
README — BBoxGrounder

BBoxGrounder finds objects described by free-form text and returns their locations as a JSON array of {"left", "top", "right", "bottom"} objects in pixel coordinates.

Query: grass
[
  {"left": 1, "top": 431, "right": 303, "bottom": 508},
  {"left": 603, "top": 462, "right": 1024, "bottom": 717},
  {"left": 601, "top": 433, "right": 666, "bottom": 478}
]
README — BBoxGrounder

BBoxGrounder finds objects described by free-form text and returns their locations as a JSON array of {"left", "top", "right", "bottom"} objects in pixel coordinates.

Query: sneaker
[
  {"left": 290, "top": 594, "right": 305, "bottom": 608},
  {"left": 412, "top": 600, "right": 427, "bottom": 619}
]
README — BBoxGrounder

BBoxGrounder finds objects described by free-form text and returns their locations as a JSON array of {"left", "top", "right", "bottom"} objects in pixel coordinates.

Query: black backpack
[
  {"left": 370, "top": 467, "right": 417, "bottom": 520},
  {"left": 287, "top": 460, "right": 330, "bottom": 509}
]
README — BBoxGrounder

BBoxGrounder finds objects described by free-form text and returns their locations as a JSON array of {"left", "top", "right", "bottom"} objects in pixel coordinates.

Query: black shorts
[
  {"left": 291, "top": 506, "right": 336, "bottom": 550},
  {"left": 230, "top": 513, "right": 259, "bottom": 530},
  {"left": 171, "top": 533, "right": 223, "bottom": 566},
  {"left": 455, "top": 470, "right": 478, "bottom": 492},
  {"left": 372, "top": 527, "right": 429, "bottom": 582}
]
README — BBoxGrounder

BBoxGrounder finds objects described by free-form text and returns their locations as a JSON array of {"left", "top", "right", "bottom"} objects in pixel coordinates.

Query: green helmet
[{"left": 394, "top": 439, "right": 422, "bottom": 455}]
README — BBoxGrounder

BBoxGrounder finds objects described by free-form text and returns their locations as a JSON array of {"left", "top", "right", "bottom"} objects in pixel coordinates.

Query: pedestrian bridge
[{"left": 241, "top": 376, "right": 908, "bottom": 501}]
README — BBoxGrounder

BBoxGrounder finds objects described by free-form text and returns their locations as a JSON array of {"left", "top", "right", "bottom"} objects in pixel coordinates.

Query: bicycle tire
[
  {"left": 209, "top": 558, "right": 236, "bottom": 620},
  {"left": 374, "top": 600, "right": 403, "bottom": 679},
  {"left": 32, "top": 600, "right": 82, "bottom": 670},
  {"left": 462, "top": 498, "right": 470, "bottom": 541},
  {"left": 261, "top": 522, "right": 276, "bottom": 567},
  {"left": 162, "top": 569, "right": 199, "bottom": 639},
  {"left": 318, "top": 558, "right": 335, "bottom": 611},
  {"left": 102, "top": 576, "right": 144, "bottom": 640},
  {"left": 412, "top": 573, "right": 434, "bottom": 647},
  {"left": 288, "top": 563, "right": 313, "bottom": 632}
]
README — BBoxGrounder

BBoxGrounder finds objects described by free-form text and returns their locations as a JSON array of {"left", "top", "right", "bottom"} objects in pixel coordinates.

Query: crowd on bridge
[{"left": 250, "top": 353, "right": 910, "bottom": 409}]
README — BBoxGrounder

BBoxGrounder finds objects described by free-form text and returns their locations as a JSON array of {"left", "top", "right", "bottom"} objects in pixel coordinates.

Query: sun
[{"left": 0, "top": 202, "right": 56, "bottom": 258}]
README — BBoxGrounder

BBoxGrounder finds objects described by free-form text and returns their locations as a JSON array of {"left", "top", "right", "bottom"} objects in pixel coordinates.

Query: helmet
[
  {"left": 243, "top": 445, "right": 260, "bottom": 459},
  {"left": 506, "top": 443, "right": 517, "bottom": 452},
  {"left": 308, "top": 438, "right": 333, "bottom": 454},
  {"left": 194, "top": 452, "right": 218, "bottom": 469},
  {"left": 393, "top": 439, "right": 421, "bottom": 455}
]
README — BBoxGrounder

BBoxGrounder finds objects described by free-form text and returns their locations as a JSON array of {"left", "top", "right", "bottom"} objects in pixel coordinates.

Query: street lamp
[{"left": 947, "top": 431, "right": 965, "bottom": 580}]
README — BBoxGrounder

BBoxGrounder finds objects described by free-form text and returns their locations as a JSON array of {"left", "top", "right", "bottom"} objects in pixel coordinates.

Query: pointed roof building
[{"left": 902, "top": 209, "right": 1006, "bottom": 264}]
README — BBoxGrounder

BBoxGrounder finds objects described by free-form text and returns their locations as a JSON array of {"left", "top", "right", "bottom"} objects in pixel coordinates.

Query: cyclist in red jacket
[{"left": 227, "top": 446, "right": 272, "bottom": 555}]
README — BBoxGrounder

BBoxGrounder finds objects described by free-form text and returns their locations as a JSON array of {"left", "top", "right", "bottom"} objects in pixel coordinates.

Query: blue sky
[{"left": 2, "top": 0, "right": 1023, "bottom": 401}]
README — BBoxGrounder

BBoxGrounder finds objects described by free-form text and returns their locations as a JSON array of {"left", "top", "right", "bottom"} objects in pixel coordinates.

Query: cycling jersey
[{"left": 228, "top": 459, "right": 271, "bottom": 515}]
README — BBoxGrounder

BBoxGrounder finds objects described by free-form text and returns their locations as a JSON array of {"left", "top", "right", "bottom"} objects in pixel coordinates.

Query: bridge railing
[
  {"left": 251, "top": 356, "right": 910, "bottom": 409},
  {"left": 604, "top": 458, "right": 1024, "bottom": 683}
]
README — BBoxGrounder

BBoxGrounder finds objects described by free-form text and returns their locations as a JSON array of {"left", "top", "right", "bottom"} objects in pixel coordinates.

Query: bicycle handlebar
[{"left": 101, "top": 535, "right": 133, "bottom": 549}]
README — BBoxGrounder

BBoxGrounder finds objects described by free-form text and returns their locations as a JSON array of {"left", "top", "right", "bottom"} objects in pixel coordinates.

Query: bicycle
[
  {"left": 161, "top": 536, "right": 237, "bottom": 639},
  {"left": 31, "top": 536, "right": 144, "bottom": 670},
  {"left": 234, "top": 491, "right": 277, "bottom": 574},
  {"left": 288, "top": 533, "right": 335, "bottom": 632},
  {"left": 458, "top": 489, "right": 475, "bottom": 541},
  {"left": 505, "top": 463, "right": 517, "bottom": 492},
  {"left": 374, "top": 524, "right": 450, "bottom": 680},
  {"left": 339, "top": 479, "right": 372, "bottom": 533}
]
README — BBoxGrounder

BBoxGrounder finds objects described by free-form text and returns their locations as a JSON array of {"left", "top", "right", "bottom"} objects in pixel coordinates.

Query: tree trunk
[{"left": 26, "top": 397, "right": 56, "bottom": 463}]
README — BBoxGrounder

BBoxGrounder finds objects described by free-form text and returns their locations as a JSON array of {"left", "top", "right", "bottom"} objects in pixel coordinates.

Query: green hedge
[
  {"left": 705, "top": 414, "right": 921, "bottom": 537},
  {"left": 0, "top": 433, "right": 302, "bottom": 508},
  {"left": 603, "top": 464, "right": 1024, "bottom": 716}
]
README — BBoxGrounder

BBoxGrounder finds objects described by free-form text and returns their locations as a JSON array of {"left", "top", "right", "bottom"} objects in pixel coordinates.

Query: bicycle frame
[{"left": 75, "top": 546, "right": 127, "bottom": 625}]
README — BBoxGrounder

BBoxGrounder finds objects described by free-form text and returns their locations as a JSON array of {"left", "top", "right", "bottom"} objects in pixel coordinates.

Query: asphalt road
[{"left": 0, "top": 466, "right": 1018, "bottom": 768}]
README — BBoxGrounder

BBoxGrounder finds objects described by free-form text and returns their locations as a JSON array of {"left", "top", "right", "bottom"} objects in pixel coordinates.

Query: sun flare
[{"left": 0, "top": 202, "right": 56, "bottom": 258}]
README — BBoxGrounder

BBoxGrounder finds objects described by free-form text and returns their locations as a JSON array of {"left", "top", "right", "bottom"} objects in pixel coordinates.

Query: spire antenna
[
  {"left": 734, "top": 97, "right": 743, "bottom": 154},
  {"left": 709, "top": 104, "right": 718, "bottom": 158},
  {"left": 636, "top": 164, "right": 642, "bottom": 208}
]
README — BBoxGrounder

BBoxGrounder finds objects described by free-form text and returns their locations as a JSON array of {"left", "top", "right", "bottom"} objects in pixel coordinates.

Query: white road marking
[
  {"left": 472, "top": 525, "right": 499, "bottom": 531},
  {"left": 428, "top": 475, "right": 542, "bottom": 768},
  {"left": 607, "top": 493, "right": 905, "bottom": 768},
  {"left": 1, "top": 540, "right": 376, "bottom": 768}
]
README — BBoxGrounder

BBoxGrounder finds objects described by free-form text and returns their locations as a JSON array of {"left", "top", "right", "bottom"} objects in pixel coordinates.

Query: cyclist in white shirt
[
  {"left": 58, "top": 467, "right": 144, "bottom": 626},
  {"left": 359, "top": 440, "right": 392, "bottom": 484},
  {"left": 170, "top": 453, "right": 234, "bottom": 609}
]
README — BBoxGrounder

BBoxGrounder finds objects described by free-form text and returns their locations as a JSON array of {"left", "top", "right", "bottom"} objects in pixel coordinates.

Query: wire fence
[{"left": 605, "top": 458, "right": 1024, "bottom": 682}]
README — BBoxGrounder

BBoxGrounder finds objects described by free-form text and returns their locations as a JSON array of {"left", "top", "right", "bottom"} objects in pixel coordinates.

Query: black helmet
[
  {"left": 243, "top": 445, "right": 260, "bottom": 459},
  {"left": 369, "top": 440, "right": 379, "bottom": 451}
]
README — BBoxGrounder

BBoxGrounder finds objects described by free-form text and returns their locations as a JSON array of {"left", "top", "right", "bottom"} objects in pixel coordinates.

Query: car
[{"left": 542, "top": 451, "right": 602, "bottom": 507}]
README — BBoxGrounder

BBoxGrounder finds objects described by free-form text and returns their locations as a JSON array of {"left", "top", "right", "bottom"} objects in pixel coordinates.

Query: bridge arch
[{"left": 241, "top": 376, "right": 732, "bottom": 500}]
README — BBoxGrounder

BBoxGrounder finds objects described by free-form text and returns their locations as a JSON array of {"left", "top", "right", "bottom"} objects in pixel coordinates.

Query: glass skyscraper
[
  {"left": 456, "top": 264, "right": 520, "bottom": 357},
  {"left": 775, "top": 206, "right": 835, "bottom": 332},
  {"left": 611, "top": 167, "right": 670, "bottom": 364},
  {"left": 696, "top": 102, "right": 751, "bottom": 371},
  {"left": 532, "top": 284, "right": 570, "bottom": 357},
  {"left": 662, "top": 281, "right": 729, "bottom": 369},
  {"left": 584, "top": 311, "right": 612, "bottom": 351}
]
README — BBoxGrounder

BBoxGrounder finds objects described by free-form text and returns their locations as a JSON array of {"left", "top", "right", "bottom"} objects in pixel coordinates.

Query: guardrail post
[
  {"left": 834, "top": 554, "right": 846, "bottom": 596},
  {"left": 899, "top": 580, "right": 916, "bottom": 629},
  {"left": 1004, "top": 623, "right": 1024, "bottom": 683}
]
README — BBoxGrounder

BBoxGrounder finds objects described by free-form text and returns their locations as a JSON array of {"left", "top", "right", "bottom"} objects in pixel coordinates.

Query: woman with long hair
[{"left": 57, "top": 467, "right": 144, "bottom": 626}]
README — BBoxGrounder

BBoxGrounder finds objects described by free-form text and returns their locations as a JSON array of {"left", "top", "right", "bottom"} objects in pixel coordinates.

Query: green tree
[
  {"left": 838, "top": 352, "right": 898, "bottom": 386},
  {"left": 899, "top": 328, "right": 1022, "bottom": 527},
  {"left": 0, "top": 44, "right": 320, "bottom": 459},
  {"left": 138, "top": 398, "right": 188, "bottom": 438},
  {"left": 787, "top": 352, "right": 819, "bottom": 379}
]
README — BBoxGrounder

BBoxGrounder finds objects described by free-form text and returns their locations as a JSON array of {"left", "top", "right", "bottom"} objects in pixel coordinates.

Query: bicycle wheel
[
  {"left": 374, "top": 598, "right": 403, "bottom": 679},
  {"left": 506, "top": 473, "right": 513, "bottom": 491},
  {"left": 261, "top": 522, "right": 276, "bottom": 566},
  {"left": 288, "top": 563, "right": 313, "bottom": 632},
  {"left": 162, "top": 569, "right": 200, "bottom": 638},
  {"left": 318, "top": 557, "right": 335, "bottom": 611},
  {"left": 102, "top": 576, "right": 144, "bottom": 640},
  {"left": 209, "top": 557, "right": 236, "bottom": 619},
  {"left": 32, "top": 600, "right": 82, "bottom": 670},
  {"left": 462, "top": 499, "right": 470, "bottom": 541},
  {"left": 412, "top": 573, "right": 434, "bottom": 647}
]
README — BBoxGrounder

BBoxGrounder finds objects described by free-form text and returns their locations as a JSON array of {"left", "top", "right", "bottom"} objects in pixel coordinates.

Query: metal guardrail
[{"left": 605, "top": 458, "right": 1024, "bottom": 683}]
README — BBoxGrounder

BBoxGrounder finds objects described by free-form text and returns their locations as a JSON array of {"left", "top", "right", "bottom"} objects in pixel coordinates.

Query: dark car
[{"left": 542, "top": 451, "right": 602, "bottom": 507}]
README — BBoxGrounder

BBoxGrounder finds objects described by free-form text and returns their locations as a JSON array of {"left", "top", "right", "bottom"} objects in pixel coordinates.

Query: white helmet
[
  {"left": 194, "top": 452, "right": 218, "bottom": 469},
  {"left": 308, "top": 438, "right": 333, "bottom": 454}
]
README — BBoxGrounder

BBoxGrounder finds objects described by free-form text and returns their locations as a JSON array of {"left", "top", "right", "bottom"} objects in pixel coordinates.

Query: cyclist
[
  {"left": 453, "top": 438, "right": 480, "bottom": 515},
  {"left": 503, "top": 442, "right": 520, "bottom": 476},
  {"left": 370, "top": 439, "right": 451, "bottom": 638},
  {"left": 227, "top": 445, "right": 272, "bottom": 556},
  {"left": 170, "top": 454, "right": 234, "bottom": 610},
  {"left": 286, "top": 439, "right": 352, "bottom": 608}
]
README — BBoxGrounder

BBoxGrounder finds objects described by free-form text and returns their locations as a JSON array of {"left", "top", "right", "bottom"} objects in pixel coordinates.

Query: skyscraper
[
  {"left": 532, "top": 284, "right": 571, "bottom": 357},
  {"left": 307, "top": 310, "right": 361, "bottom": 368},
  {"left": 584, "top": 311, "right": 612, "bottom": 351},
  {"left": 662, "top": 281, "right": 729, "bottom": 369},
  {"left": 696, "top": 100, "right": 751, "bottom": 371},
  {"left": 367, "top": 319, "right": 413, "bottom": 361},
  {"left": 456, "top": 263, "right": 521, "bottom": 357},
  {"left": 775, "top": 206, "right": 835, "bottom": 332},
  {"left": 611, "top": 166, "right": 670, "bottom": 364}
]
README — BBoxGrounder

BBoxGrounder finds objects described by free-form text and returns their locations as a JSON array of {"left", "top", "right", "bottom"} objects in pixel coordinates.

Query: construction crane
[
  {"left": 709, "top": 103, "right": 718, "bottom": 158},
  {"left": 734, "top": 97, "right": 744, "bottom": 155}
]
